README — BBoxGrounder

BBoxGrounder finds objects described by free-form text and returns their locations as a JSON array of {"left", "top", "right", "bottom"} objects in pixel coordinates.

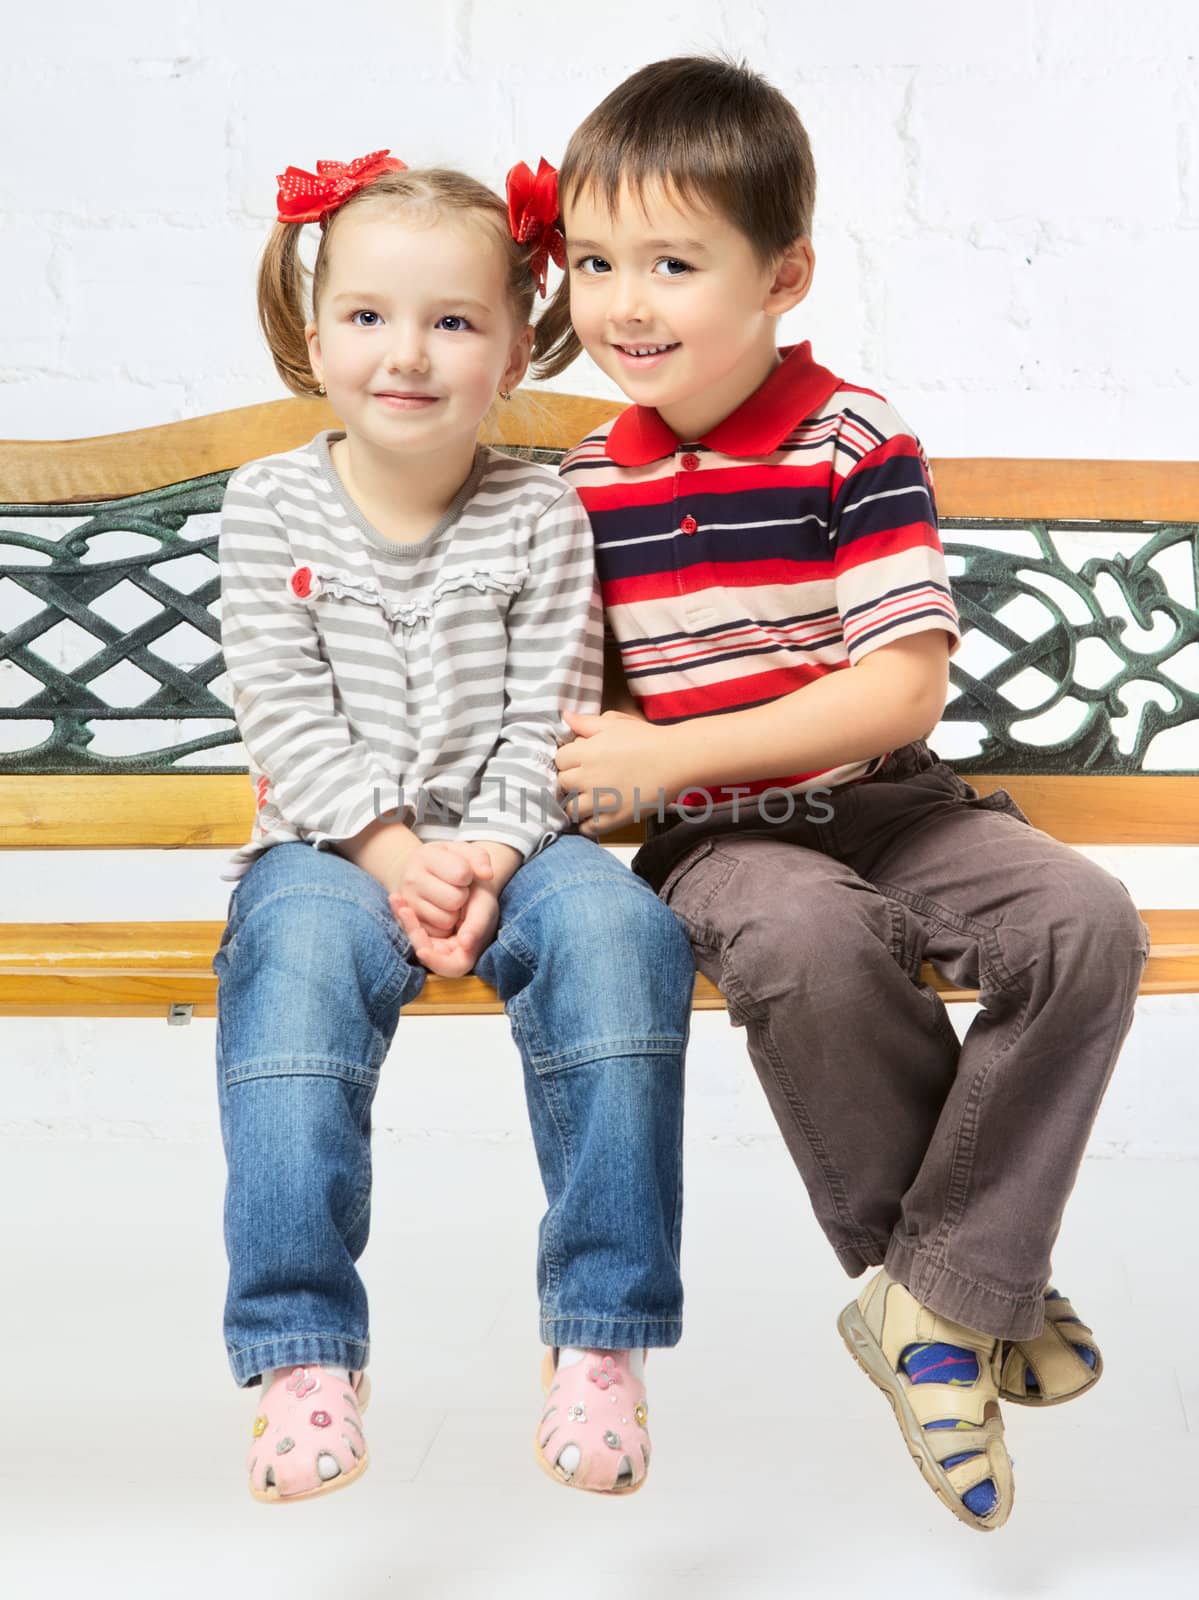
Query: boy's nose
[{"left": 607, "top": 280, "right": 651, "bottom": 326}]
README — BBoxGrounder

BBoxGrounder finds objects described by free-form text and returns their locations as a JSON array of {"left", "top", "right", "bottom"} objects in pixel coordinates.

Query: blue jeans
[{"left": 213, "top": 834, "right": 694, "bottom": 1386}]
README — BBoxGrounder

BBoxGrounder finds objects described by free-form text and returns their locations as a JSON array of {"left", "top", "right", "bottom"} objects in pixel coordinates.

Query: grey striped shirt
[{"left": 218, "top": 430, "right": 602, "bottom": 882}]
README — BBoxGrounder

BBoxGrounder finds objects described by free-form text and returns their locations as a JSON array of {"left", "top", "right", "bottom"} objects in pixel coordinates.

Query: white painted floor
[{"left": 1, "top": 1136, "right": 1196, "bottom": 1599}]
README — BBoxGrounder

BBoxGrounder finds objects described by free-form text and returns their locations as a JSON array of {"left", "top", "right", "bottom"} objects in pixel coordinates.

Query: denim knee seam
[
  {"left": 222, "top": 1056, "right": 381, "bottom": 1091},
  {"left": 520, "top": 1035, "right": 689, "bottom": 1075}
]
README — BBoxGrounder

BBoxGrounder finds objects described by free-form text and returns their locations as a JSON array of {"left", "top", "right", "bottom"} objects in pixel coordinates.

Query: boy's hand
[
  {"left": 555, "top": 710, "right": 683, "bottom": 834},
  {"left": 390, "top": 880, "right": 500, "bottom": 977},
  {"left": 393, "top": 840, "right": 494, "bottom": 937}
]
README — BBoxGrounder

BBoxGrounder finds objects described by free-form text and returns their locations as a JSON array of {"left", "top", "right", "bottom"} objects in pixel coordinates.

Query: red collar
[{"left": 605, "top": 342, "right": 842, "bottom": 466}]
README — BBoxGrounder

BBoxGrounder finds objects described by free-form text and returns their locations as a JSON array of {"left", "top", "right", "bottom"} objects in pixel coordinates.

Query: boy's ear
[
  {"left": 304, "top": 321, "right": 324, "bottom": 388},
  {"left": 764, "top": 238, "right": 815, "bottom": 315}
]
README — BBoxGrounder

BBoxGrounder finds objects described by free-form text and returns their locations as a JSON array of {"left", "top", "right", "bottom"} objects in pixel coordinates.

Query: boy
[{"left": 540, "top": 55, "right": 1149, "bottom": 1531}]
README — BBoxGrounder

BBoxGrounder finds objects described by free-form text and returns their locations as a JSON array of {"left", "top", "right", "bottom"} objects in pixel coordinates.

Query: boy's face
[{"left": 564, "top": 178, "right": 811, "bottom": 439}]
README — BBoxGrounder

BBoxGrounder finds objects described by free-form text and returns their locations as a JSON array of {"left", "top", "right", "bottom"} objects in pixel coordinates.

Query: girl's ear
[
  {"left": 304, "top": 321, "right": 324, "bottom": 389},
  {"left": 763, "top": 238, "right": 815, "bottom": 315},
  {"left": 501, "top": 323, "right": 535, "bottom": 395}
]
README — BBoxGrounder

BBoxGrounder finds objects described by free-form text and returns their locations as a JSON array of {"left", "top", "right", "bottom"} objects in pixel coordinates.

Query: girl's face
[{"left": 306, "top": 207, "right": 532, "bottom": 462}]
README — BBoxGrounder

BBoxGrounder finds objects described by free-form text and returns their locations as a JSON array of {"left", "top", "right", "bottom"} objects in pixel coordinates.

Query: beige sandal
[
  {"left": 838, "top": 1270, "right": 1014, "bottom": 1532},
  {"left": 1000, "top": 1289, "right": 1102, "bottom": 1406}
]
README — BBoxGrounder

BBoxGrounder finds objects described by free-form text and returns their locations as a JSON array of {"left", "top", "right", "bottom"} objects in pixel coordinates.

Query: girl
[{"left": 213, "top": 150, "right": 694, "bottom": 1503}]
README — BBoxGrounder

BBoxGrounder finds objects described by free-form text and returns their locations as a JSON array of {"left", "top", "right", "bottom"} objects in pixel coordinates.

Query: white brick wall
[
  {"left": 1, "top": 2, "right": 1196, "bottom": 1151},
  {"left": 1, "top": 0, "right": 1195, "bottom": 455}
]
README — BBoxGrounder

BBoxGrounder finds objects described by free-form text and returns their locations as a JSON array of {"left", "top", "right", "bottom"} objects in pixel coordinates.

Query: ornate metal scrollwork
[{"left": 2, "top": 464, "right": 1196, "bottom": 775}]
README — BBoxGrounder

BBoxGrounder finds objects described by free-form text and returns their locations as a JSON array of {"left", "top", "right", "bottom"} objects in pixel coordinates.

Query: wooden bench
[{"left": 2, "top": 396, "right": 1196, "bottom": 1019}]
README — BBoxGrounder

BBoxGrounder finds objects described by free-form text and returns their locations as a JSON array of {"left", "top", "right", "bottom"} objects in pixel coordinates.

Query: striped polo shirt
[
  {"left": 219, "top": 431, "right": 602, "bottom": 881},
  {"left": 559, "top": 342, "right": 962, "bottom": 805}
]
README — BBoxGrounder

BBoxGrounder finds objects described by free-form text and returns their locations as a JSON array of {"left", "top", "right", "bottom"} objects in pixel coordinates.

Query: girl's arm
[
  {"left": 220, "top": 467, "right": 415, "bottom": 884},
  {"left": 461, "top": 482, "right": 604, "bottom": 858}
]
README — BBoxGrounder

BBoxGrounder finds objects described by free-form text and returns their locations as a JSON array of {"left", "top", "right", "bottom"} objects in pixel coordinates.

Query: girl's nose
[{"left": 385, "top": 332, "right": 430, "bottom": 373}]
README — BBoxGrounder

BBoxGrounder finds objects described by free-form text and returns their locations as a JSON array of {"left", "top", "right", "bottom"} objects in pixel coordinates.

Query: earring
[
  {"left": 317, "top": 383, "right": 326, "bottom": 395},
  {"left": 498, "top": 389, "right": 511, "bottom": 401}
]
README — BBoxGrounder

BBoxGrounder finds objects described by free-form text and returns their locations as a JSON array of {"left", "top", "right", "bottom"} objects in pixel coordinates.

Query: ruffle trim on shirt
[{"left": 286, "top": 563, "right": 528, "bottom": 626}]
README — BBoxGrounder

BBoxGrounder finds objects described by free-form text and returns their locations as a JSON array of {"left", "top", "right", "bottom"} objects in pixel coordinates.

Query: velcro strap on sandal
[
  {"left": 1002, "top": 1304, "right": 1097, "bottom": 1400},
  {"left": 942, "top": 1443, "right": 1002, "bottom": 1497},
  {"left": 908, "top": 1378, "right": 991, "bottom": 1430}
]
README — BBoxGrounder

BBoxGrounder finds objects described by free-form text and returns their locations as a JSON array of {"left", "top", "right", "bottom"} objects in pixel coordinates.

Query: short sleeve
[{"left": 830, "top": 435, "right": 961, "bottom": 665}]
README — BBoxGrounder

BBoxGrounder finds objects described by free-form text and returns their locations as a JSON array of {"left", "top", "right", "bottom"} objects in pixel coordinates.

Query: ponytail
[
  {"left": 530, "top": 274, "right": 581, "bottom": 381},
  {"left": 257, "top": 221, "right": 323, "bottom": 397}
]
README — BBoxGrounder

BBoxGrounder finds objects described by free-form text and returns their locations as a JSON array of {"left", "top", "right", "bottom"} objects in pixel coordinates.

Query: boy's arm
[
  {"left": 558, "top": 629, "right": 950, "bottom": 828},
  {"left": 559, "top": 430, "right": 959, "bottom": 829}
]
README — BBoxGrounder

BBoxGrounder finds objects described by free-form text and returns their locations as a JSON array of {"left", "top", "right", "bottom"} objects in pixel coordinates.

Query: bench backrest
[{"left": 1, "top": 395, "right": 1196, "bottom": 850}]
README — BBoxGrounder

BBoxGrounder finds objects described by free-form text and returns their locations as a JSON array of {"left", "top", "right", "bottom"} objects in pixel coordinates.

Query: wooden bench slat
[
  {"left": 0, "top": 393, "right": 625, "bottom": 504},
  {"left": 930, "top": 457, "right": 1199, "bottom": 521},
  {"left": 1, "top": 910, "right": 1194, "bottom": 1017},
  {"left": 4, "top": 392, "right": 1199, "bottom": 517},
  {"left": 2, "top": 773, "right": 1195, "bottom": 849}
]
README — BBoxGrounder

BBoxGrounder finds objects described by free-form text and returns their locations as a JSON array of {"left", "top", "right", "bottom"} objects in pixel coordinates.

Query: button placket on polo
[{"left": 676, "top": 446, "right": 700, "bottom": 536}]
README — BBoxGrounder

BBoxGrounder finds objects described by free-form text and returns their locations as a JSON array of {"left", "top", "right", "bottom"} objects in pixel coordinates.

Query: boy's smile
[
  {"left": 564, "top": 178, "right": 813, "bottom": 441},
  {"left": 612, "top": 341, "right": 680, "bottom": 370}
]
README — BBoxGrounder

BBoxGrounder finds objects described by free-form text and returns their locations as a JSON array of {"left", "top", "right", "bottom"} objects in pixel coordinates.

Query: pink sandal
[
  {"left": 247, "top": 1365, "right": 371, "bottom": 1503},
  {"left": 534, "top": 1349, "right": 651, "bottom": 1494}
]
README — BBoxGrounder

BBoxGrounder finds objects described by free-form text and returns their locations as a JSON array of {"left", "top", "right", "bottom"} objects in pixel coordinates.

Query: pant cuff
[
  {"left": 884, "top": 1237, "right": 1045, "bottom": 1341},
  {"left": 834, "top": 1239, "right": 888, "bottom": 1277},
  {"left": 540, "top": 1316, "right": 682, "bottom": 1350},
  {"left": 227, "top": 1334, "right": 370, "bottom": 1388}
]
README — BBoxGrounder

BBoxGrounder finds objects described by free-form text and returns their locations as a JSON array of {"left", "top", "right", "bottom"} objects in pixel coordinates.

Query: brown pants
[{"left": 635, "top": 740, "right": 1151, "bottom": 1340}]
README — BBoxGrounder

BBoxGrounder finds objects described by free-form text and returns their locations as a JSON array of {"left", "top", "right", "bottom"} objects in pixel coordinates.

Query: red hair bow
[
  {"left": 506, "top": 157, "right": 566, "bottom": 297},
  {"left": 276, "top": 149, "right": 407, "bottom": 227}
]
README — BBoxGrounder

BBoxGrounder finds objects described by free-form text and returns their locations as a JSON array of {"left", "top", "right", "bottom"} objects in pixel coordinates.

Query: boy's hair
[
  {"left": 532, "top": 56, "right": 817, "bottom": 380},
  {"left": 259, "top": 169, "right": 538, "bottom": 397}
]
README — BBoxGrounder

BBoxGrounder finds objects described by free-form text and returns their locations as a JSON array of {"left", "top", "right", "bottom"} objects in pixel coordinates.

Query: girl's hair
[
  {"left": 258, "top": 168, "right": 539, "bottom": 397},
  {"left": 532, "top": 56, "right": 817, "bottom": 381}
]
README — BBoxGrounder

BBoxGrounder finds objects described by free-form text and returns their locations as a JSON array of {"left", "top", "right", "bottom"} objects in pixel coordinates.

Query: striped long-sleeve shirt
[
  {"left": 218, "top": 431, "right": 602, "bottom": 881},
  {"left": 558, "top": 343, "right": 962, "bottom": 806}
]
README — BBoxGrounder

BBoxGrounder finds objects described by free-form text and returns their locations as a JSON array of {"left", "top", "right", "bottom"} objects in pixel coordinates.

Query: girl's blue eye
[
  {"left": 351, "top": 310, "right": 381, "bottom": 327},
  {"left": 436, "top": 315, "right": 472, "bottom": 332},
  {"left": 654, "top": 258, "right": 691, "bottom": 277},
  {"left": 574, "top": 255, "right": 610, "bottom": 275}
]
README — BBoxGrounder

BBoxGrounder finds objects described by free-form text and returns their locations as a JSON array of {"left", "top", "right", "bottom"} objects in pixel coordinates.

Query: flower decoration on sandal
[
  {"left": 506, "top": 157, "right": 566, "bottom": 297},
  {"left": 587, "top": 1356, "right": 621, "bottom": 1389},
  {"left": 277, "top": 150, "right": 407, "bottom": 228},
  {"left": 285, "top": 1367, "right": 319, "bottom": 1401}
]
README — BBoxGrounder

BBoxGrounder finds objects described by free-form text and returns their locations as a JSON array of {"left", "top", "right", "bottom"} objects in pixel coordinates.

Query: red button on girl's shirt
[
  {"left": 681, "top": 452, "right": 700, "bottom": 471},
  {"left": 680, "top": 514, "right": 698, "bottom": 534}
]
